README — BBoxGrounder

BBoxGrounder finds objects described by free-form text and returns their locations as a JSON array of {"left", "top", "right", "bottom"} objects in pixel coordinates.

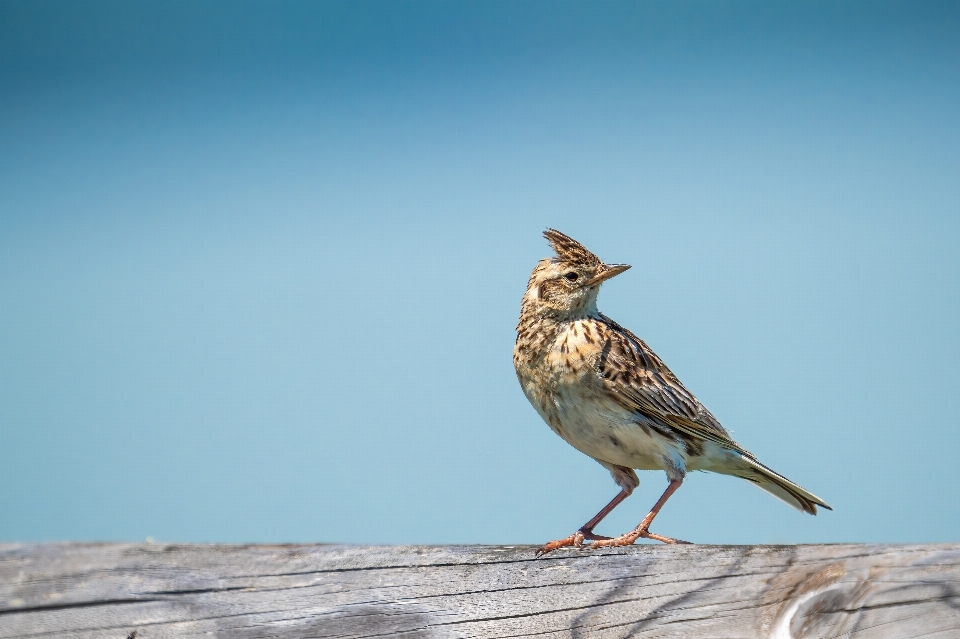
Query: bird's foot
[
  {"left": 590, "top": 527, "right": 692, "bottom": 548},
  {"left": 535, "top": 532, "right": 583, "bottom": 557},
  {"left": 535, "top": 529, "right": 612, "bottom": 557}
]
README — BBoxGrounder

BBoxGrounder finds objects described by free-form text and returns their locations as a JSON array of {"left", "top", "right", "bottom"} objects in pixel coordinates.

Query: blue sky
[{"left": 1, "top": 1, "right": 959, "bottom": 545}]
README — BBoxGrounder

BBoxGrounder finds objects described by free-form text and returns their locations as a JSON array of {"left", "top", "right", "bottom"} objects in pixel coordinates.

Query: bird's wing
[{"left": 595, "top": 314, "right": 752, "bottom": 457}]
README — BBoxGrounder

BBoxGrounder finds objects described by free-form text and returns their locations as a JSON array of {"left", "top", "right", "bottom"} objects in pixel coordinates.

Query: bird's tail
[{"left": 734, "top": 455, "right": 832, "bottom": 515}]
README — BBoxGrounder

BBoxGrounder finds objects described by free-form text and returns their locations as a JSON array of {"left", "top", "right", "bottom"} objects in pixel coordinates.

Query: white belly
[{"left": 523, "top": 376, "right": 686, "bottom": 473}]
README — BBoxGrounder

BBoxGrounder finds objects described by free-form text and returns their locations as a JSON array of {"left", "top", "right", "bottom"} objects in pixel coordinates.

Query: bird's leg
[
  {"left": 591, "top": 479, "right": 691, "bottom": 547},
  {"left": 535, "top": 489, "right": 631, "bottom": 557}
]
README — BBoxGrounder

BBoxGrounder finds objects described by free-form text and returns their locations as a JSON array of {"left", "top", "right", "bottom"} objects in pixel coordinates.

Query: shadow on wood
[{"left": 2, "top": 543, "right": 958, "bottom": 638}]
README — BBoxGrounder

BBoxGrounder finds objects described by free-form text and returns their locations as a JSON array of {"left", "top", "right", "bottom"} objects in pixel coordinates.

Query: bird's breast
[
  {"left": 515, "top": 320, "right": 603, "bottom": 414},
  {"left": 515, "top": 320, "right": 679, "bottom": 471}
]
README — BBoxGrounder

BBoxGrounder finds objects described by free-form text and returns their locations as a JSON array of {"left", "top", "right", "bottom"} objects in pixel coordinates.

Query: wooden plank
[{"left": 1, "top": 543, "right": 958, "bottom": 638}]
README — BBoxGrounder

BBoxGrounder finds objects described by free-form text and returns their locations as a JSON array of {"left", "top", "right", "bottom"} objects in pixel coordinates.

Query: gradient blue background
[{"left": 2, "top": 1, "right": 958, "bottom": 545}]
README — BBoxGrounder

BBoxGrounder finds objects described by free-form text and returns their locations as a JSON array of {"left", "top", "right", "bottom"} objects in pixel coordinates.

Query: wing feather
[{"left": 595, "top": 314, "right": 753, "bottom": 457}]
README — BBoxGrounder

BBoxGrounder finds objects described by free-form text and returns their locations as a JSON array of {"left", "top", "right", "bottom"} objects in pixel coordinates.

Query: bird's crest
[{"left": 543, "top": 229, "right": 601, "bottom": 267}]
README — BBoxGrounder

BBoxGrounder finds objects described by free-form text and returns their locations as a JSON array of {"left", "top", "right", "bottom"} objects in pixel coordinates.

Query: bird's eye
[{"left": 564, "top": 272, "right": 579, "bottom": 281}]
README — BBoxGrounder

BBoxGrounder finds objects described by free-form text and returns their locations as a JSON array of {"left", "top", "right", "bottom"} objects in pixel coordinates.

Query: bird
[{"left": 514, "top": 229, "right": 830, "bottom": 555}]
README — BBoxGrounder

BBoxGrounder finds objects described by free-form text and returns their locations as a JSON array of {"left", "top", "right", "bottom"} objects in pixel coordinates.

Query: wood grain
[{"left": 2, "top": 543, "right": 958, "bottom": 638}]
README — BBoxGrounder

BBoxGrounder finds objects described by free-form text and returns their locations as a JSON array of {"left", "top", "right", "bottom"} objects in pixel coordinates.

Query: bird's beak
[{"left": 586, "top": 263, "right": 631, "bottom": 287}]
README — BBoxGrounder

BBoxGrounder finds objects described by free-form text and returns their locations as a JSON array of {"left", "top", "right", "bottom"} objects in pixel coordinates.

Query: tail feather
[{"left": 737, "top": 456, "right": 831, "bottom": 515}]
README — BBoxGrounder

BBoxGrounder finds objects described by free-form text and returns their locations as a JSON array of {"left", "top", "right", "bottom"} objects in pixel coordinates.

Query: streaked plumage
[{"left": 514, "top": 229, "right": 830, "bottom": 554}]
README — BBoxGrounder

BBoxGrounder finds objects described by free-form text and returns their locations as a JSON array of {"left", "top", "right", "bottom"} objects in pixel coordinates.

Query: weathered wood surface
[{"left": 1, "top": 543, "right": 959, "bottom": 638}]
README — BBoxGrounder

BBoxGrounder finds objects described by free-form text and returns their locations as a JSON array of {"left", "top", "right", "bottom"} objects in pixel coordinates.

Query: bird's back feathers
[{"left": 594, "top": 314, "right": 736, "bottom": 448}]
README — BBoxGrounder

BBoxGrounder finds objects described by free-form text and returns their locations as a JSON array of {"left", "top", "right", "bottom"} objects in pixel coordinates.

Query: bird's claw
[
  {"left": 534, "top": 528, "right": 621, "bottom": 557},
  {"left": 535, "top": 531, "right": 586, "bottom": 557},
  {"left": 589, "top": 528, "right": 646, "bottom": 549},
  {"left": 590, "top": 528, "right": 692, "bottom": 548}
]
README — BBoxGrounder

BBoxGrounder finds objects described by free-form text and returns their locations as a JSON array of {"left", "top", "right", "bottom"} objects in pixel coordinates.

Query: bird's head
[{"left": 522, "top": 229, "right": 631, "bottom": 317}]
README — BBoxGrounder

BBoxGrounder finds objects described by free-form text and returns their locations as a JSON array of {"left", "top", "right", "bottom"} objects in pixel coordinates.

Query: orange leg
[
  {"left": 535, "top": 489, "right": 630, "bottom": 557},
  {"left": 591, "top": 479, "right": 691, "bottom": 548}
]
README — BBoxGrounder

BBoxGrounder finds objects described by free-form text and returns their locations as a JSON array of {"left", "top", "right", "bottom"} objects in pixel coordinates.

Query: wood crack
[{"left": 0, "top": 598, "right": 161, "bottom": 616}]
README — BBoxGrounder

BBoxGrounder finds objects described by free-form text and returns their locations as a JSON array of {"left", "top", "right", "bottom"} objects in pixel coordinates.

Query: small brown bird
[{"left": 514, "top": 230, "right": 830, "bottom": 555}]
